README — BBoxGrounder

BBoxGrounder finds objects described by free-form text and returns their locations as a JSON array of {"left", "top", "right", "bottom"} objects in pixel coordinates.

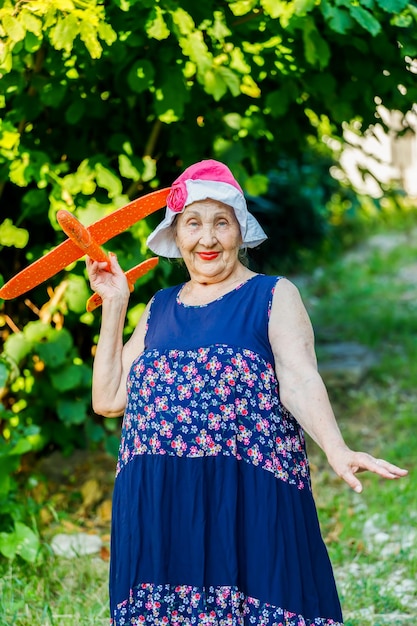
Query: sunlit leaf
[
  {"left": 171, "top": 7, "right": 195, "bottom": 35},
  {"left": 245, "top": 174, "right": 269, "bottom": 195},
  {"left": 21, "top": 11, "right": 42, "bottom": 36},
  {"left": 95, "top": 163, "right": 123, "bottom": 198},
  {"left": 50, "top": 14, "right": 80, "bottom": 53},
  {"left": 80, "top": 21, "right": 103, "bottom": 59},
  {"left": 294, "top": 0, "right": 316, "bottom": 15},
  {"left": 179, "top": 32, "right": 212, "bottom": 73},
  {"left": 97, "top": 21, "right": 117, "bottom": 45},
  {"left": 146, "top": 6, "right": 170, "bottom": 41},
  {"left": 4, "top": 333, "right": 32, "bottom": 365},
  {"left": 64, "top": 275, "right": 91, "bottom": 314},
  {"left": 119, "top": 154, "right": 140, "bottom": 181},
  {"left": 228, "top": 0, "right": 257, "bottom": 17},
  {"left": 0, "top": 219, "right": 29, "bottom": 248},
  {"left": 2, "top": 15, "right": 25, "bottom": 43},
  {"left": 240, "top": 74, "right": 261, "bottom": 98}
]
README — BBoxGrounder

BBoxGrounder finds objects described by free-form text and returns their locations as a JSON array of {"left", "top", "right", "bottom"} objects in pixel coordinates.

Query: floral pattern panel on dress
[
  {"left": 117, "top": 346, "right": 310, "bottom": 490},
  {"left": 111, "top": 582, "right": 343, "bottom": 626}
]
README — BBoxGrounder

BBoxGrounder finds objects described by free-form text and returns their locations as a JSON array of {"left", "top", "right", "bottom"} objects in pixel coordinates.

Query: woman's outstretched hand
[
  {"left": 327, "top": 447, "right": 408, "bottom": 493},
  {"left": 85, "top": 253, "right": 130, "bottom": 303}
]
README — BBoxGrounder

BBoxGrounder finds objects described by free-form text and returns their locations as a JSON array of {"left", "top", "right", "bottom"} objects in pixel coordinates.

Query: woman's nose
[{"left": 199, "top": 224, "right": 216, "bottom": 245}]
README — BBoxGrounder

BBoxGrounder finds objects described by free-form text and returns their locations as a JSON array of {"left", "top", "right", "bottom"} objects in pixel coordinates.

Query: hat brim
[{"left": 146, "top": 180, "right": 267, "bottom": 258}]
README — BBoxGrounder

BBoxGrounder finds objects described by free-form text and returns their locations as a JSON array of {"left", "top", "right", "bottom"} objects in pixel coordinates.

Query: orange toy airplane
[{"left": 0, "top": 188, "right": 170, "bottom": 311}]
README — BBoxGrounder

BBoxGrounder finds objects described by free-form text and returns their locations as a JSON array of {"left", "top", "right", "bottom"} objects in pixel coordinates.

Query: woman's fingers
[{"left": 332, "top": 450, "right": 408, "bottom": 493}]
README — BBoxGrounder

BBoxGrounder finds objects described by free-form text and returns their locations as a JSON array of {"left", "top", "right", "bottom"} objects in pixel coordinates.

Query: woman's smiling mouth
[{"left": 197, "top": 251, "right": 220, "bottom": 260}]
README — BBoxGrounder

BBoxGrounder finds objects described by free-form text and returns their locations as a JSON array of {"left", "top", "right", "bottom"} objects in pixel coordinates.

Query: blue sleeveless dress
[{"left": 110, "top": 275, "right": 343, "bottom": 625}]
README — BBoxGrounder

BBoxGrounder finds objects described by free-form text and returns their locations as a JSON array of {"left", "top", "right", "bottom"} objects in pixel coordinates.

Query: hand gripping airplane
[{"left": 0, "top": 188, "right": 170, "bottom": 311}]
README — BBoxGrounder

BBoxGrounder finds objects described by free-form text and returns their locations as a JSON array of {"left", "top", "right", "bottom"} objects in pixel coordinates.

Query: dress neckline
[{"left": 176, "top": 274, "right": 260, "bottom": 309}]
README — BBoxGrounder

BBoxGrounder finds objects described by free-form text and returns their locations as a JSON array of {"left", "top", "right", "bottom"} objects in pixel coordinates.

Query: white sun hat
[{"left": 146, "top": 159, "right": 267, "bottom": 258}]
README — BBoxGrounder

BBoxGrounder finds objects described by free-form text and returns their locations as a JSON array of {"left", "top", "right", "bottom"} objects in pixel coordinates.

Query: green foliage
[
  {"left": 1, "top": 0, "right": 417, "bottom": 561},
  {"left": 246, "top": 149, "right": 363, "bottom": 273}
]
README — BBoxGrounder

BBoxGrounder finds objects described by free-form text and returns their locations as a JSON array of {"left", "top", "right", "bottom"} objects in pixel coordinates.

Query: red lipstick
[{"left": 198, "top": 252, "right": 220, "bottom": 260}]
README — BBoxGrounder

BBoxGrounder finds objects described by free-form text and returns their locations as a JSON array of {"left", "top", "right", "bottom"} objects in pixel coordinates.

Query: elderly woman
[{"left": 86, "top": 160, "right": 407, "bottom": 626}]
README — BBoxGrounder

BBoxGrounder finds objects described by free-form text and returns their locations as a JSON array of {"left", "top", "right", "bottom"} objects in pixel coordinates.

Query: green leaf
[
  {"left": 9, "top": 439, "right": 32, "bottom": 457},
  {"left": 349, "top": 5, "right": 381, "bottom": 36},
  {"left": 374, "top": 0, "right": 409, "bottom": 11},
  {"left": 0, "top": 121, "right": 20, "bottom": 151},
  {"left": 119, "top": 154, "right": 140, "bottom": 181},
  {"left": 23, "top": 321, "right": 55, "bottom": 343},
  {"left": 95, "top": 164, "right": 123, "bottom": 198},
  {"left": 50, "top": 363, "right": 84, "bottom": 392},
  {"left": 203, "top": 68, "right": 227, "bottom": 101},
  {"left": 0, "top": 360, "right": 9, "bottom": 388},
  {"left": 4, "top": 333, "right": 32, "bottom": 365},
  {"left": 260, "top": 0, "right": 290, "bottom": 19},
  {"left": 0, "top": 531, "right": 17, "bottom": 559},
  {"left": 320, "top": 3, "right": 354, "bottom": 34},
  {"left": 302, "top": 19, "right": 331, "bottom": 69},
  {"left": 141, "top": 155, "right": 156, "bottom": 182},
  {"left": 202, "top": 65, "right": 241, "bottom": 100},
  {"left": 146, "top": 6, "right": 170, "bottom": 41},
  {"left": 57, "top": 397, "right": 88, "bottom": 425},
  {"left": 79, "top": 21, "right": 103, "bottom": 59},
  {"left": 105, "top": 434, "right": 120, "bottom": 458},
  {"left": 24, "top": 31, "right": 42, "bottom": 54},
  {"left": 35, "top": 328, "right": 73, "bottom": 368},
  {"left": 2, "top": 14, "right": 26, "bottom": 43},
  {"left": 179, "top": 32, "right": 212, "bottom": 73},
  {"left": 50, "top": 14, "right": 80, "bottom": 53},
  {"left": 97, "top": 21, "right": 117, "bottom": 46},
  {"left": 245, "top": 174, "right": 269, "bottom": 196},
  {"left": 64, "top": 275, "right": 91, "bottom": 314},
  {"left": 21, "top": 11, "right": 42, "bottom": 36},
  {"left": 0, "top": 51, "right": 12, "bottom": 73},
  {"left": 171, "top": 7, "right": 195, "bottom": 35},
  {"left": 218, "top": 66, "right": 242, "bottom": 97},
  {"left": 0, "top": 219, "right": 29, "bottom": 248},
  {"left": 85, "top": 420, "right": 105, "bottom": 443},
  {"left": 40, "top": 81, "right": 67, "bottom": 108},
  {"left": 127, "top": 59, "right": 155, "bottom": 93},
  {"left": 14, "top": 522, "right": 40, "bottom": 563},
  {"left": 228, "top": 0, "right": 257, "bottom": 17},
  {"left": 294, "top": 0, "right": 316, "bottom": 15},
  {"left": 65, "top": 100, "right": 86, "bottom": 125},
  {"left": 209, "top": 11, "right": 232, "bottom": 40},
  {"left": 154, "top": 66, "right": 189, "bottom": 123},
  {"left": 21, "top": 189, "right": 48, "bottom": 218},
  {"left": 266, "top": 89, "right": 290, "bottom": 117}
]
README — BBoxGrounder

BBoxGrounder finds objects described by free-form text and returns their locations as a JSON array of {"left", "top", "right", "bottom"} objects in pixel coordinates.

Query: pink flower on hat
[{"left": 167, "top": 181, "right": 187, "bottom": 213}]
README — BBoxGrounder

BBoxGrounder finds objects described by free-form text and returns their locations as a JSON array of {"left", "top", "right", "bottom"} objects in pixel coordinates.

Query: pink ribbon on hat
[{"left": 167, "top": 159, "right": 243, "bottom": 213}]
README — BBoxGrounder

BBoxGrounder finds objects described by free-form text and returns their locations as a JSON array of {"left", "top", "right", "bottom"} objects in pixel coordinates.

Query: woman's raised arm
[{"left": 86, "top": 253, "right": 150, "bottom": 417}]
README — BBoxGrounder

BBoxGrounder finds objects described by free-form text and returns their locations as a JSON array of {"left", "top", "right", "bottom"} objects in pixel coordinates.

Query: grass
[
  {"left": 0, "top": 555, "right": 109, "bottom": 625},
  {"left": 302, "top": 224, "right": 417, "bottom": 625},
  {"left": 1, "top": 220, "right": 417, "bottom": 624}
]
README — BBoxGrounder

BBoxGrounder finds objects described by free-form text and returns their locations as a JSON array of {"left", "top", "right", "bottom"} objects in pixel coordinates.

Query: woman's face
[{"left": 174, "top": 199, "right": 243, "bottom": 283}]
